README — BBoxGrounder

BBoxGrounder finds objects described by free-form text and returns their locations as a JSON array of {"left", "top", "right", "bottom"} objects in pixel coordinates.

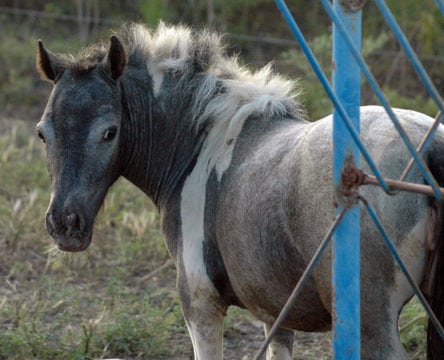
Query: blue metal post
[
  {"left": 332, "top": 1, "right": 361, "bottom": 359},
  {"left": 436, "top": 0, "right": 444, "bottom": 15},
  {"left": 274, "top": 0, "right": 391, "bottom": 193}
]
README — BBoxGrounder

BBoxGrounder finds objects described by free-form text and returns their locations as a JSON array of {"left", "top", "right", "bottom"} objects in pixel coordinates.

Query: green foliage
[
  {"left": 0, "top": 22, "right": 83, "bottom": 116},
  {"left": 279, "top": 33, "right": 331, "bottom": 119},
  {"left": 280, "top": 32, "right": 395, "bottom": 120},
  {"left": 0, "top": 0, "right": 442, "bottom": 118},
  {"left": 0, "top": 279, "right": 186, "bottom": 359},
  {"left": 137, "top": 0, "right": 168, "bottom": 26},
  {"left": 0, "top": 34, "right": 42, "bottom": 113},
  {"left": 399, "top": 298, "right": 427, "bottom": 359},
  {"left": 378, "top": 87, "right": 438, "bottom": 117}
]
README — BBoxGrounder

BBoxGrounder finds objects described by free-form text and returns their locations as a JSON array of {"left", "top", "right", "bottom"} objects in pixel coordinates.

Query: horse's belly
[
  {"left": 220, "top": 230, "right": 332, "bottom": 332},
  {"left": 216, "top": 154, "right": 332, "bottom": 330}
]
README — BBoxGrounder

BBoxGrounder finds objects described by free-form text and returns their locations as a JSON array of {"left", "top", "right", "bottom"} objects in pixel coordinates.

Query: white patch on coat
[
  {"left": 144, "top": 23, "right": 193, "bottom": 96},
  {"left": 149, "top": 69, "right": 164, "bottom": 97},
  {"left": 179, "top": 119, "right": 239, "bottom": 360},
  {"left": 180, "top": 150, "right": 212, "bottom": 293},
  {"left": 179, "top": 109, "right": 245, "bottom": 296}
]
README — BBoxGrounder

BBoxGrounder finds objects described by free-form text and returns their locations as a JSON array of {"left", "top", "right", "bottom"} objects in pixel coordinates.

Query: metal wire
[
  {"left": 359, "top": 195, "right": 444, "bottom": 343},
  {"left": 253, "top": 207, "right": 348, "bottom": 360},
  {"left": 399, "top": 111, "right": 443, "bottom": 182},
  {"left": 374, "top": 0, "right": 444, "bottom": 114}
]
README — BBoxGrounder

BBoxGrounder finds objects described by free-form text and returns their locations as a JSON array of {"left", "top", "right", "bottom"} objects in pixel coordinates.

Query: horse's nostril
[
  {"left": 46, "top": 203, "right": 89, "bottom": 240},
  {"left": 65, "top": 213, "right": 79, "bottom": 228},
  {"left": 65, "top": 213, "right": 79, "bottom": 237}
]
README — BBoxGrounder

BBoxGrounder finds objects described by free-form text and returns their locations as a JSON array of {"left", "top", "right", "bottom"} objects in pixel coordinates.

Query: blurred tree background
[{"left": 0, "top": 0, "right": 443, "bottom": 120}]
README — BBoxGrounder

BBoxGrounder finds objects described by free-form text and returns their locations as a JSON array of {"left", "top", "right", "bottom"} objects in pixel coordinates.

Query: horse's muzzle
[
  {"left": 46, "top": 207, "right": 92, "bottom": 252},
  {"left": 52, "top": 233, "right": 92, "bottom": 252}
]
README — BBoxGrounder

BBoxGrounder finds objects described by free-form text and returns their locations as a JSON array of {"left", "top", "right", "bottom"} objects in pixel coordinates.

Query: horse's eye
[
  {"left": 37, "top": 129, "right": 46, "bottom": 143},
  {"left": 103, "top": 127, "right": 117, "bottom": 141}
]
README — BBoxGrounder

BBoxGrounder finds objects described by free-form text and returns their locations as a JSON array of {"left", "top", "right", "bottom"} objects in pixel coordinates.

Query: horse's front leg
[{"left": 177, "top": 271, "right": 226, "bottom": 360}]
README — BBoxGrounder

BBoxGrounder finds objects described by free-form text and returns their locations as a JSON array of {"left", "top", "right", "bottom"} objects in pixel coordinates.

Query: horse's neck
[{"left": 120, "top": 72, "right": 207, "bottom": 209}]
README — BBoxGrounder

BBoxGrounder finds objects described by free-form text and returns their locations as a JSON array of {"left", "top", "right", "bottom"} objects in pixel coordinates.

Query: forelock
[
  {"left": 58, "top": 44, "right": 108, "bottom": 75},
  {"left": 54, "top": 22, "right": 226, "bottom": 77}
]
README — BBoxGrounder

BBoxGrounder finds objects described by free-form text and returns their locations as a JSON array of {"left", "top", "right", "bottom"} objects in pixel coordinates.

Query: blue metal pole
[
  {"left": 436, "top": 0, "right": 444, "bottom": 15},
  {"left": 273, "top": 0, "right": 391, "bottom": 194},
  {"left": 332, "top": 1, "right": 361, "bottom": 359}
]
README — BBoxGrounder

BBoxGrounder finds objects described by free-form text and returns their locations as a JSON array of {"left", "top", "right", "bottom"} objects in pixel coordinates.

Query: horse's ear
[
  {"left": 37, "top": 40, "right": 63, "bottom": 82},
  {"left": 103, "top": 36, "right": 127, "bottom": 80}
]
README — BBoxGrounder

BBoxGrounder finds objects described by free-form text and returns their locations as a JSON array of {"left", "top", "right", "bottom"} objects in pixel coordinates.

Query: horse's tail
[{"left": 425, "top": 151, "right": 444, "bottom": 359}]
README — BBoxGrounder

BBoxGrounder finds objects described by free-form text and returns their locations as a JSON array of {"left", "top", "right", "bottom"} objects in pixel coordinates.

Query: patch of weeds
[
  {"left": 98, "top": 179, "right": 169, "bottom": 273},
  {"left": 224, "top": 306, "right": 255, "bottom": 332},
  {"left": 84, "top": 293, "right": 187, "bottom": 359},
  {"left": 399, "top": 297, "right": 427, "bottom": 359},
  {"left": 0, "top": 274, "right": 187, "bottom": 359},
  {"left": 0, "top": 123, "right": 49, "bottom": 254},
  {"left": 0, "top": 294, "right": 65, "bottom": 359}
]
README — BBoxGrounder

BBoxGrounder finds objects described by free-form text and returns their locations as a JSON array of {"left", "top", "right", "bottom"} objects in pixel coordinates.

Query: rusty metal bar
[{"left": 363, "top": 173, "right": 444, "bottom": 198}]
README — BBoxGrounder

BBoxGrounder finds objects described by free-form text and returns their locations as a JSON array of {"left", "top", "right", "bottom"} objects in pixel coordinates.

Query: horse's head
[{"left": 36, "top": 37, "right": 127, "bottom": 252}]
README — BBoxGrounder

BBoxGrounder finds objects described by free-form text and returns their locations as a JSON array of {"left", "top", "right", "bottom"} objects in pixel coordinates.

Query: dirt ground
[
  {"left": 166, "top": 321, "right": 331, "bottom": 360},
  {"left": 222, "top": 321, "right": 331, "bottom": 360},
  {"left": 150, "top": 266, "right": 332, "bottom": 360}
]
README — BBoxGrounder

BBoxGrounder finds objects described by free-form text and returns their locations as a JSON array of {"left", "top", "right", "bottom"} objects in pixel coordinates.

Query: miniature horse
[{"left": 36, "top": 23, "right": 443, "bottom": 359}]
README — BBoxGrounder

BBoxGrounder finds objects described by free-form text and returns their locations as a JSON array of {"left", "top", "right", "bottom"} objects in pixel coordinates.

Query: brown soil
[{"left": 150, "top": 266, "right": 332, "bottom": 360}]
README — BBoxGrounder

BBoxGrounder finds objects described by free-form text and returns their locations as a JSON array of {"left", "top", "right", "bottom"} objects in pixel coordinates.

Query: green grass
[
  {"left": 0, "top": 119, "right": 429, "bottom": 359},
  {"left": 400, "top": 297, "right": 428, "bottom": 359}
]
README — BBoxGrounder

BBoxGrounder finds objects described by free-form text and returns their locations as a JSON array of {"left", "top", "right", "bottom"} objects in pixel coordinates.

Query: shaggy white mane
[
  {"left": 119, "top": 22, "right": 304, "bottom": 126},
  {"left": 65, "top": 21, "right": 303, "bottom": 131}
]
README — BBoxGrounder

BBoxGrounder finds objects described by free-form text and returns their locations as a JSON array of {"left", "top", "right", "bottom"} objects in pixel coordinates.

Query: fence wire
[{"left": 256, "top": 0, "right": 444, "bottom": 359}]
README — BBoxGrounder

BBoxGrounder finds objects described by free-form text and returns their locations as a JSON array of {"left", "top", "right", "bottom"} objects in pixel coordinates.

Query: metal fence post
[{"left": 332, "top": 1, "right": 363, "bottom": 359}]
